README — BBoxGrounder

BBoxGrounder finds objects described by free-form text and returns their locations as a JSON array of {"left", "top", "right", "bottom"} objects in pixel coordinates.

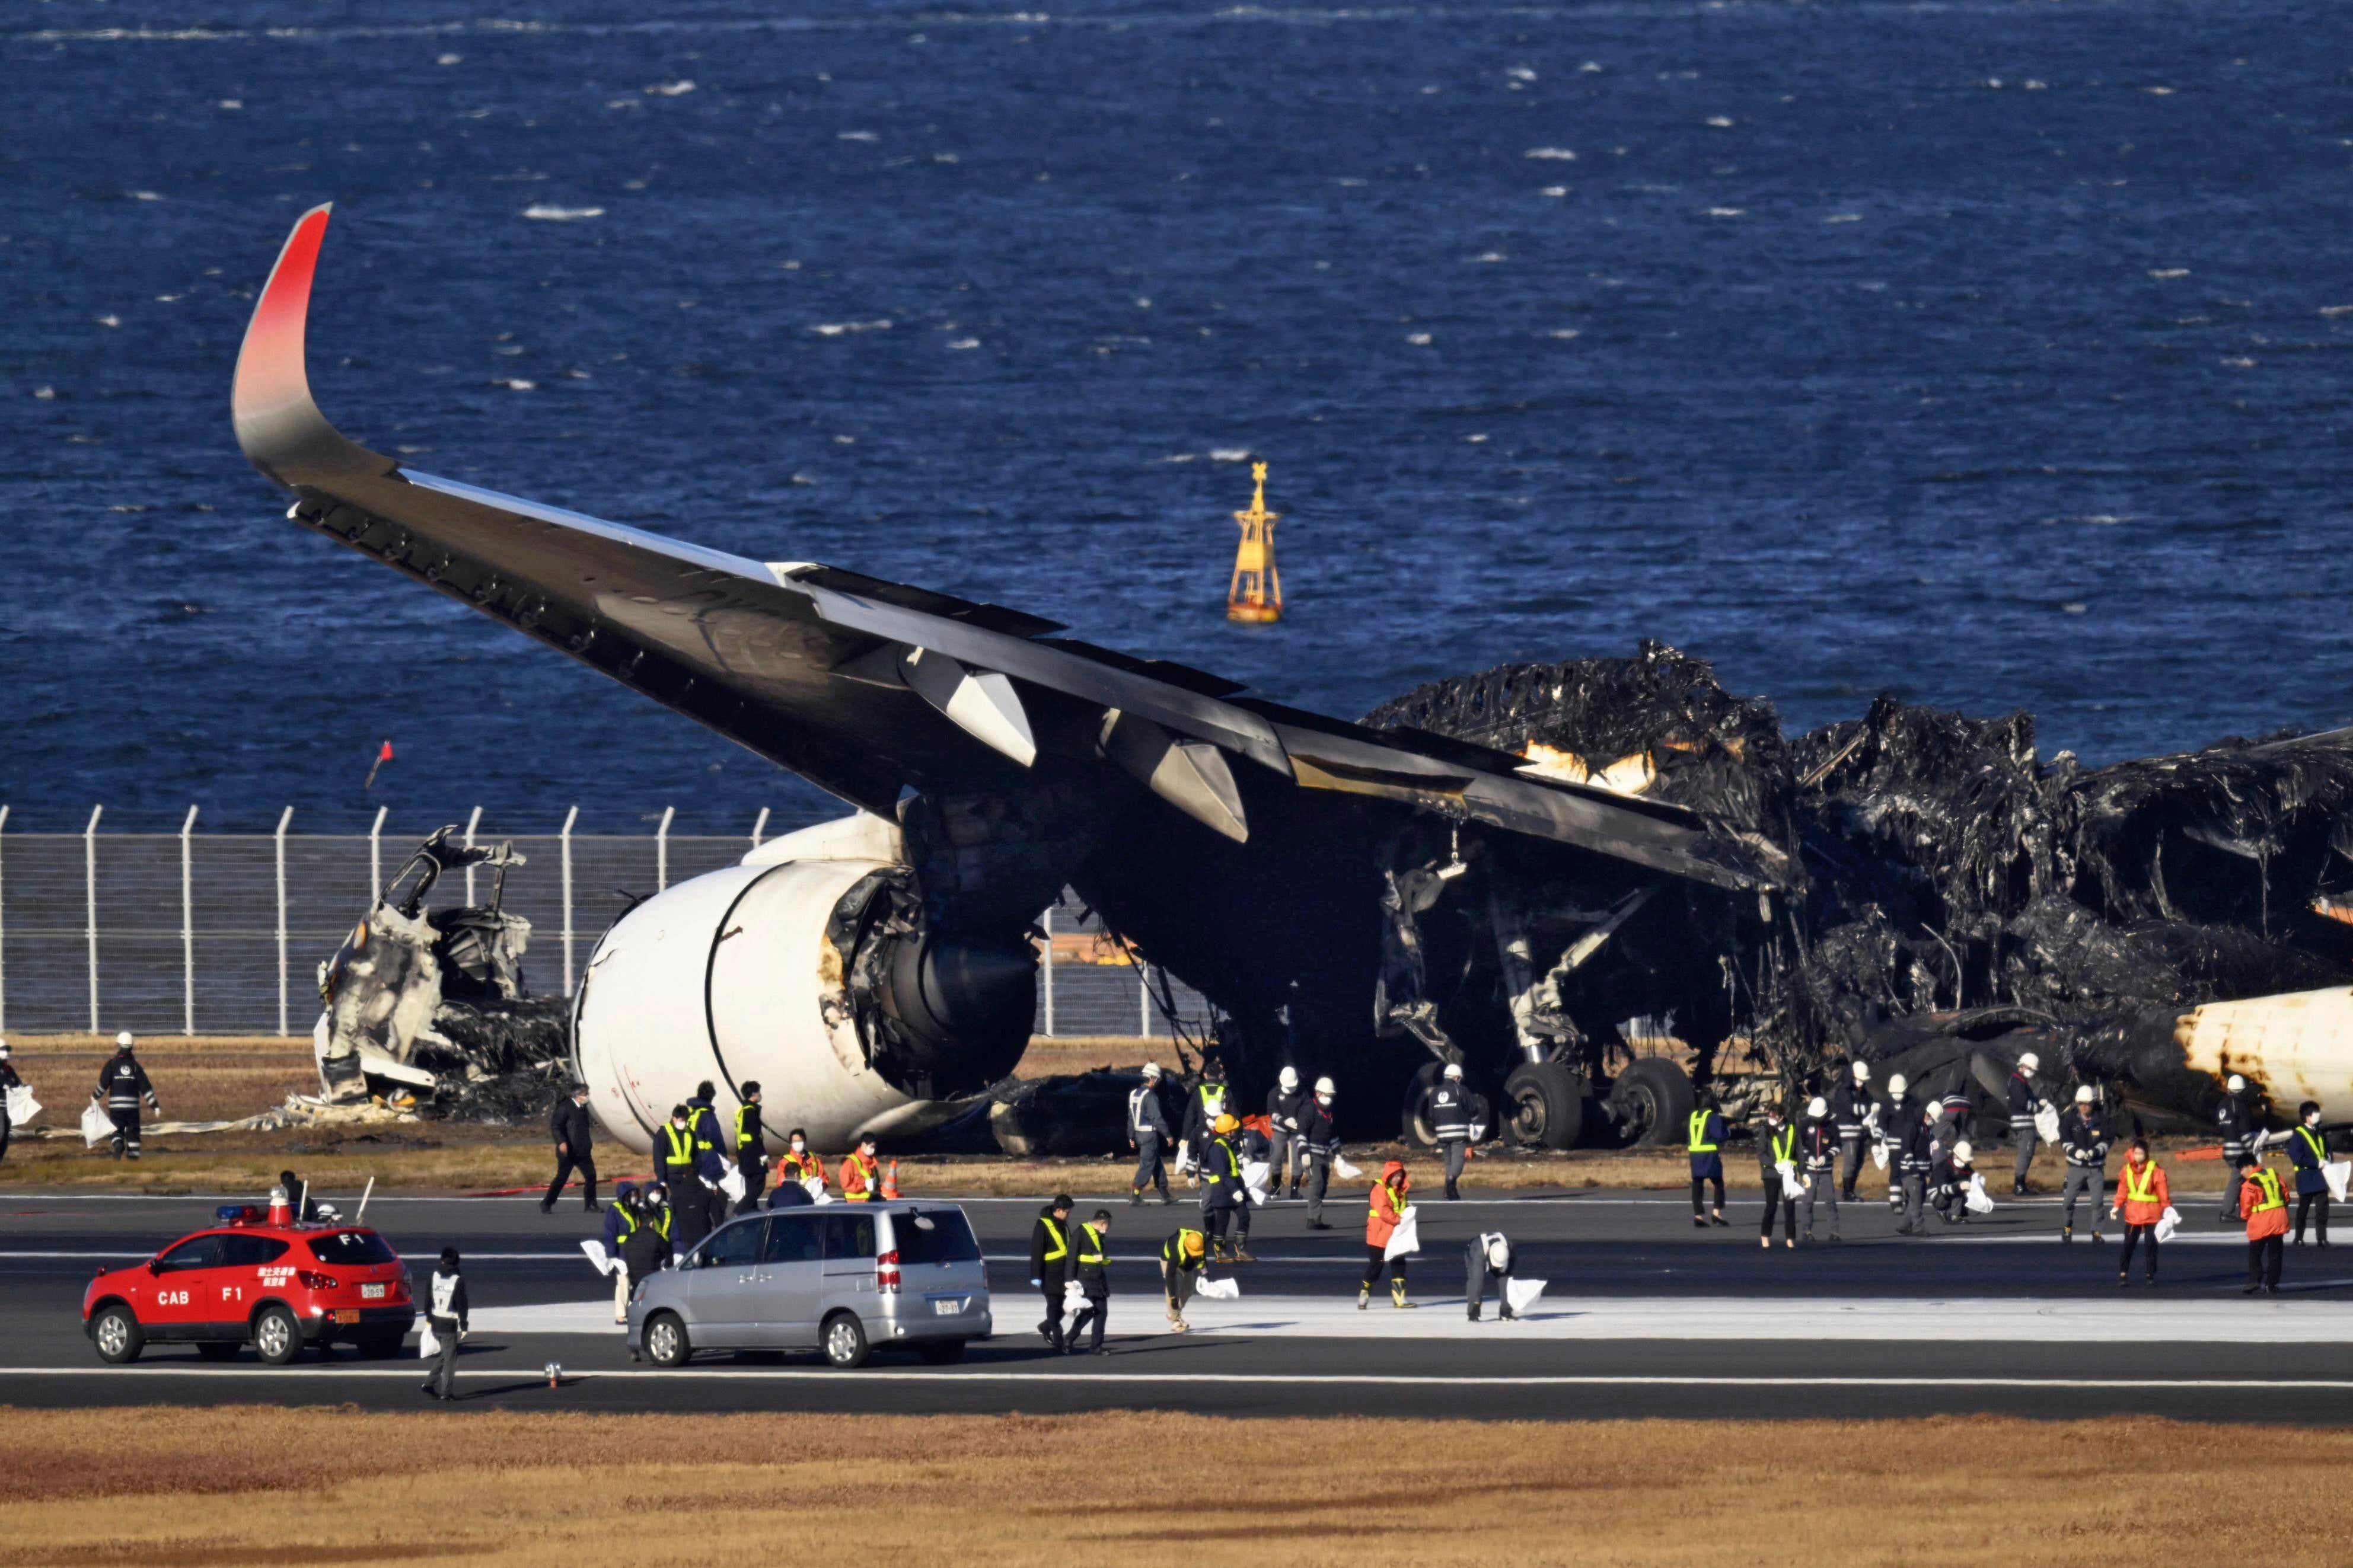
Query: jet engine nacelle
[{"left": 571, "top": 813, "right": 1037, "bottom": 1155}]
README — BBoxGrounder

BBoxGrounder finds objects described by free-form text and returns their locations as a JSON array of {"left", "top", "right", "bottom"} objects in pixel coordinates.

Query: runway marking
[{"left": 0, "top": 1366, "right": 2341, "bottom": 1391}]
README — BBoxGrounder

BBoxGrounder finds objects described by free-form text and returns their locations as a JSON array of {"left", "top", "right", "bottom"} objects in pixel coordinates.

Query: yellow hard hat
[
  {"left": 1213, "top": 1113, "right": 1240, "bottom": 1135},
  {"left": 1184, "top": 1231, "right": 1206, "bottom": 1257}
]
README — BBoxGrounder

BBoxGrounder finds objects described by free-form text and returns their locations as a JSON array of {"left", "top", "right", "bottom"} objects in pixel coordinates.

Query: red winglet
[{"left": 231, "top": 203, "right": 331, "bottom": 451}]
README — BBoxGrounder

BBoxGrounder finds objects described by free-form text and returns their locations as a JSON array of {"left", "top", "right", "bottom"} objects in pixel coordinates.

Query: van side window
[
  {"left": 155, "top": 1235, "right": 226, "bottom": 1273},
  {"left": 700, "top": 1218, "right": 767, "bottom": 1268},
  {"left": 221, "top": 1235, "right": 292, "bottom": 1268},
  {"left": 895, "top": 1209, "right": 981, "bottom": 1264},
  {"left": 762, "top": 1213, "right": 822, "bottom": 1264},
  {"left": 822, "top": 1212, "right": 877, "bottom": 1260}
]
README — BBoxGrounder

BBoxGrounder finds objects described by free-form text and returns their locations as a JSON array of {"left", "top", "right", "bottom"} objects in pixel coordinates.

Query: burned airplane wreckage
[{"left": 244, "top": 206, "right": 2353, "bottom": 1155}]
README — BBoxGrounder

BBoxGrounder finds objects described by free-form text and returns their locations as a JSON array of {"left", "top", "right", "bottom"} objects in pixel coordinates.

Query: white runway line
[{"left": 464, "top": 1292, "right": 2353, "bottom": 1344}]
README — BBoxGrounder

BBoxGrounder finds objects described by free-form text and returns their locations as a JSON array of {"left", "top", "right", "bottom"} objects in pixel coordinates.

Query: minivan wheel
[
  {"left": 822, "top": 1311, "right": 871, "bottom": 1369},
  {"left": 253, "top": 1305, "right": 303, "bottom": 1366},
  {"left": 917, "top": 1339, "right": 967, "bottom": 1365},
  {"left": 644, "top": 1311, "right": 690, "bottom": 1368},
  {"left": 91, "top": 1305, "right": 144, "bottom": 1364}
]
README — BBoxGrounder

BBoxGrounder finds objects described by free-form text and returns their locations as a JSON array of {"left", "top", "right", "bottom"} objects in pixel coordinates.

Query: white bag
[
  {"left": 1383, "top": 1205, "right": 1420, "bottom": 1260},
  {"left": 802, "top": 1177, "right": 830, "bottom": 1203},
  {"left": 1194, "top": 1275, "right": 1240, "bottom": 1301},
  {"left": 81, "top": 1101, "right": 113, "bottom": 1147},
  {"left": 419, "top": 1322, "right": 440, "bottom": 1359},
  {"left": 1175, "top": 1142, "right": 1196, "bottom": 1176},
  {"left": 2154, "top": 1204, "right": 2182, "bottom": 1244},
  {"left": 1332, "top": 1154, "right": 1362, "bottom": 1181},
  {"left": 2325, "top": 1160, "right": 2351, "bottom": 1204},
  {"left": 1242, "top": 1159, "right": 1271, "bottom": 1206},
  {"left": 1871, "top": 1142, "right": 1889, "bottom": 1172},
  {"left": 1774, "top": 1160, "right": 1800, "bottom": 1190},
  {"left": 1503, "top": 1278, "right": 1546, "bottom": 1315},
  {"left": 579, "top": 1239, "right": 620, "bottom": 1277},
  {"left": 2034, "top": 1104, "right": 2062, "bottom": 1145},
  {"left": 1063, "top": 1279, "right": 1088, "bottom": 1310},
  {"left": 715, "top": 1164, "right": 746, "bottom": 1203},
  {"left": 6, "top": 1084, "right": 40, "bottom": 1125},
  {"left": 1965, "top": 1174, "right": 1995, "bottom": 1215}
]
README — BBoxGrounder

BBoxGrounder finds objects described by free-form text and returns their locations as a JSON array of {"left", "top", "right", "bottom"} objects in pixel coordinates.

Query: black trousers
[
  {"left": 735, "top": 1154, "right": 766, "bottom": 1216},
  {"left": 2119, "top": 1224, "right": 2160, "bottom": 1279},
  {"left": 1837, "top": 1134, "right": 1864, "bottom": 1199},
  {"left": 1361, "top": 1243, "right": 1406, "bottom": 1289},
  {"left": 1759, "top": 1174, "right": 1797, "bottom": 1240},
  {"left": 0, "top": 1106, "right": 11, "bottom": 1164},
  {"left": 2294, "top": 1190, "right": 2330, "bottom": 1243},
  {"left": 2248, "top": 1234, "right": 2284, "bottom": 1289},
  {"left": 1069, "top": 1288, "right": 1108, "bottom": 1350},
  {"left": 543, "top": 1150, "right": 598, "bottom": 1209},
  {"left": 667, "top": 1178, "right": 712, "bottom": 1251},
  {"left": 1038, "top": 1283, "right": 1066, "bottom": 1347},
  {"left": 109, "top": 1106, "right": 142, "bottom": 1158},
  {"left": 426, "top": 1316, "right": 461, "bottom": 1398},
  {"left": 1690, "top": 1172, "right": 1724, "bottom": 1216}
]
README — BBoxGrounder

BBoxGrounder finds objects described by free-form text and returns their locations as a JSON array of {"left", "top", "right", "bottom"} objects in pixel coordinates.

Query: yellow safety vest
[
  {"left": 1039, "top": 1215, "right": 1067, "bottom": 1262},
  {"left": 1688, "top": 1112, "right": 1717, "bottom": 1154},
  {"left": 1769, "top": 1124, "right": 1796, "bottom": 1165},
  {"left": 1076, "top": 1223, "right": 1106, "bottom": 1266},
  {"left": 734, "top": 1104, "right": 759, "bottom": 1149},
  {"left": 617, "top": 1203, "right": 669, "bottom": 1241},
  {"left": 1163, "top": 1230, "right": 1206, "bottom": 1271},
  {"left": 2124, "top": 1159, "right": 2160, "bottom": 1205},
  {"left": 659, "top": 1123, "right": 694, "bottom": 1166},
  {"left": 689, "top": 1104, "right": 718, "bottom": 1153},
  {"left": 2250, "top": 1169, "right": 2285, "bottom": 1213},
  {"left": 2296, "top": 1126, "right": 2326, "bottom": 1164}
]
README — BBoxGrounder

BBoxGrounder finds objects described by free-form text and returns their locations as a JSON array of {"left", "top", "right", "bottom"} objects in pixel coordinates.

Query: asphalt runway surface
[{"left": 6, "top": 1182, "right": 2349, "bottom": 1422}]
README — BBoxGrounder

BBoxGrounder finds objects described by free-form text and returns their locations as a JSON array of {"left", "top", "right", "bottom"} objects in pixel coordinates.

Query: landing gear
[
  {"left": 1606, "top": 1058, "right": 1695, "bottom": 1148},
  {"left": 1502, "top": 1061, "right": 1587, "bottom": 1151}
]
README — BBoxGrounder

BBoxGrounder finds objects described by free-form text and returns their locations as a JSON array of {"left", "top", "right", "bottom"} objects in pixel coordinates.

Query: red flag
[
  {"left": 364, "top": 739, "right": 395, "bottom": 791},
  {"left": 378, "top": 740, "right": 395, "bottom": 762}
]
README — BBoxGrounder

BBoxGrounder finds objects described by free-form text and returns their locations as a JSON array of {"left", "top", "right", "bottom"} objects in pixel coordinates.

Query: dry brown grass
[{"left": 0, "top": 1408, "right": 2341, "bottom": 1567}]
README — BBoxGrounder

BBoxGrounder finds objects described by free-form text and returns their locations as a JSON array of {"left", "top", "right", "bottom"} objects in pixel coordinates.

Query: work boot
[
  {"left": 1445, "top": 1186, "right": 1461, "bottom": 1202},
  {"left": 1468, "top": 1305, "right": 1481, "bottom": 1322},
  {"left": 2013, "top": 1177, "right": 2029, "bottom": 1197},
  {"left": 2118, "top": 1272, "right": 2131, "bottom": 1287},
  {"left": 1307, "top": 1219, "right": 1332, "bottom": 1231},
  {"left": 2091, "top": 1230, "right": 2105, "bottom": 1243},
  {"left": 2244, "top": 1283, "right": 2263, "bottom": 1295},
  {"left": 1233, "top": 1247, "right": 1257, "bottom": 1263},
  {"left": 538, "top": 1203, "right": 554, "bottom": 1215},
  {"left": 2062, "top": 1226, "right": 2074, "bottom": 1244},
  {"left": 1357, "top": 1287, "right": 1370, "bottom": 1311},
  {"left": 1158, "top": 1191, "right": 1176, "bottom": 1206},
  {"left": 1500, "top": 1307, "right": 1516, "bottom": 1321},
  {"left": 1803, "top": 1229, "right": 1815, "bottom": 1243},
  {"left": 1829, "top": 1231, "right": 1842, "bottom": 1243},
  {"left": 1390, "top": 1282, "right": 1415, "bottom": 1310},
  {"left": 1129, "top": 1189, "right": 1143, "bottom": 1208},
  {"left": 1289, "top": 1184, "right": 1301, "bottom": 1200},
  {"left": 584, "top": 1200, "right": 601, "bottom": 1212}
]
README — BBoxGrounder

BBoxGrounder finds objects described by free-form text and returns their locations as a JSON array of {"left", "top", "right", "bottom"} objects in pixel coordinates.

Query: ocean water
[{"left": 4, "top": 0, "right": 2349, "bottom": 836}]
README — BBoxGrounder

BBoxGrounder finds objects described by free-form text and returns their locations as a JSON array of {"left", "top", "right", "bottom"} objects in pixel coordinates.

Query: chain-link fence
[{"left": 0, "top": 807, "right": 1210, "bottom": 1041}]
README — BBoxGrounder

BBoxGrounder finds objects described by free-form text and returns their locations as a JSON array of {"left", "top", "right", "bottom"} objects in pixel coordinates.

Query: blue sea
[{"left": 4, "top": 0, "right": 2349, "bottom": 836}]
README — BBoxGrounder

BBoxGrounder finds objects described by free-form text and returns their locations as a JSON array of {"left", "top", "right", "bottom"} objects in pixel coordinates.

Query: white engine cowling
[{"left": 570, "top": 813, "right": 1037, "bottom": 1154}]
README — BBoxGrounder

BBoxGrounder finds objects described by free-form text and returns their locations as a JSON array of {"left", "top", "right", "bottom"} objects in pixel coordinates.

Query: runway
[{"left": 5, "top": 1183, "right": 2346, "bottom": 1422}]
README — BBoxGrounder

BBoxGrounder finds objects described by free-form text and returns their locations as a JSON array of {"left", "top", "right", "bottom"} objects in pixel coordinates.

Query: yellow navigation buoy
[{"left": 1226, "top": 461, "right": 1283, "bottom": 623}]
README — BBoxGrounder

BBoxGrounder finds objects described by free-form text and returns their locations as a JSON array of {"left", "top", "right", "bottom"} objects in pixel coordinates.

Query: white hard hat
[
  {"left": 1313, "top": 1077, "right": 1336, "bottom": 1096},
  {"left": 2074, "top": 1085, "right": 2096, "bottom": 1104},
  {"left": 2227, "top": 1074, "right": 2246, "bottom": 1093},
  {"left": 1954, "top": 1141, "right": 1973, "bottom": 1162},
  {"left": 1278, "top": 1066, "right": 1299, "bottom": 1091},
  {"left": 116, "top": 1030, "right": 135, "bottom": 1049},
  {"left": 2017, "top": 1052, "right": 2039, "bottom": 1073},
  {"left": 1142, "top": 1062, "right": 1162, "bottom": 1079},
  {"left": 1807, "top": 1096, "right": 1828, "bottom": 1119},
  {"left": 1851, "top": 1061, "right": 1870, "bottom": 1082},
  {"left": 1887, "top": 1074, "right": 1907, "bottom": 1096},
  {"left": 1485, "top": 1237, "right": 1510, "bottom": 1270},
  {"left": 1443, "top": 1063, "right": 1464, "bottom": 1080}
]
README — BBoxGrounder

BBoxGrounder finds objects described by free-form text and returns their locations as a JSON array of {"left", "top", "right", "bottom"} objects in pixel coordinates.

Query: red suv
[{"left": 83, "top": 1211, "right": 415, "bottom": 1365}]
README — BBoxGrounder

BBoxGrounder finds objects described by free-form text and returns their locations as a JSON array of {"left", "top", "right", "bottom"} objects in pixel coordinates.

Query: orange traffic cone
[{"left": 882, "top": 1160, "right": 900, "bottom": 1199}]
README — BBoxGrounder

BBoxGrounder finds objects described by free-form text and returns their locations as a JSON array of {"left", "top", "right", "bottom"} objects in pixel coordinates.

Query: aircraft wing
[{"left": 232, "top": 206, "right": 1774, "bottom": 890}]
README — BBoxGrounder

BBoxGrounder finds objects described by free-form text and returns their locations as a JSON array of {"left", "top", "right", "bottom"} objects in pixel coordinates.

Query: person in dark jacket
[
  {"left": 600, "top": 1181, "right": 640, "bottom": 1323},
  {"left": 2057, "top": 1086, "right": 2110, "bottom": 1243},
  {"left": 1877, "top": 1074, "right": 1919, "bottom": 1211},
  {"left": 1267, "top": 1066, "right": 1309, "bottom": 1199},
  {"left": 2004, "top": 1052, "right": 2045, "bottom": 1196},
  {"left": 1931, "top": 1139, "right": 1979, "bottom": 1225},
  {"left": 1029, "top": 1194, "right": 1075, "bottom": 1350},
  {"left": 730, "top": 1082, "right": 766, "bottom": 1215},
  {"left": 2288, "top": 1101, "right": 2333, "bottom": 1246},
  {"left": 541, "top": 1083, "right": 600, "bottom": 1213},
  {"left": 1893, "top": 1104, "right": 1938, "bottom": 1235},
  {"left": 1757, "top": 1104, "right": 1799, "bottom": 1249},
  {"left": 0, "top": 1041, "right": 24, "bottom": 1165},
  {"left": 617, "top": 1184, "right": 673, "bottom": 1349},
  {"left": 2215, "top": 1075, "right": 2258, "bottom": 1223},
  {"left": 655, "top": 1103, "right": 722, "bottom": 1251},
  {"left": 1178, "top": 1057, "right": 1232, "bottom": 1173},
  {"left": 275, "top": 1168, "right": 324, "bottom": 1222},
  {"left": 1160, "top": 1227, "right": 1209, "bottom": 1331},
  {"left": 1199, "top": 1117, "right": 1249, "bottom": 1261},
  {"left": 1421, "top": 1063, "right": 1474, "bottom": 1200},
  {"left": 1297, "top": 1077, "right": 1341, "bottom": 1230},
  {"left": 1688, "top": 1097, "right": 1729, "bottom": 1228},
  {"left": 1830, "top": 1061, "right": 1874, "bottom": 1202},
  {"left": 93, "top": 1033, "right": 160, "bottom": 1161},
  {"left": 1129, "top": 1062, "right": 1173, "bottom": 1206},
  {"left": 1066, "top": 1209, "right": 1113, "bottom": 1355},
  {"left": 1799, "top": 1096, "right": 1841, "bottom": 1243},
  {"left": 420, "top": 1247, "right": 469, "bottom": 1401},
  {"left": 1465, "top": 1231, "right": 1518, "bottom": 1323}
]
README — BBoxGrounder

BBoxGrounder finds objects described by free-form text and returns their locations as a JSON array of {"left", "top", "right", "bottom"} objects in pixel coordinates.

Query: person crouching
[{"left": 1466, "top": 1232, "right": 1517, "bottom": 1322}]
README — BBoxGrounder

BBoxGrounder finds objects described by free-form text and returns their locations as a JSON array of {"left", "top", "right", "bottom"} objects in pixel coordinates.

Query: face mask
[
  {"left": 790, "top": 1139, "right": 805, "bottom": 1152},
  {"left": 1316, "top": 1096, "right": 1332, "bottom": 1107}
]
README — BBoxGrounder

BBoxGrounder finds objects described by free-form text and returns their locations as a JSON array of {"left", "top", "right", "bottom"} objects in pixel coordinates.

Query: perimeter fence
[{"left": 0, "top": 806, "right": 1211, "bottom": 1041}]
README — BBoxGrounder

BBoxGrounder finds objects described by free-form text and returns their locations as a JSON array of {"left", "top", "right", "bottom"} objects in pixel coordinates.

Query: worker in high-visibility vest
[
  {"left": 776, "top": 1128, "right": 826, "bottom": 1200},
  {"left": 1359, "top": 1160, "right": 1415, "bottom": 1310},
  {"left": 2288, "top": 1101, "right": 2333, "bottom": 1247},
  {"left": 1029, "top": 1193, "right": 1075, "bottom": 1352},
  {"left": 1160, "top": 1227, "right": 1209, "bottom": 1331},
  {"left": 1688, "top": 1095, "right": 1729, "bottom": 1229},
  {"left": 2109, "top": 1137, "right": 2170, "bottom": 1286},
  {"left": 838, "top": 1135, "right": 883, "bottom": 1202},
  {"left": 1755, "top": 1103, "right": 1798, "bottom": 1250},
  {"left": 1066, "top": 1209, "right": 1112, "bottom": 1355},
  {"left": 2238, "top": 1154, "right": 2290, "bottom": 1294},
  {"left": 731, "top": 1082, "right": 767, "bottom": 1216}
]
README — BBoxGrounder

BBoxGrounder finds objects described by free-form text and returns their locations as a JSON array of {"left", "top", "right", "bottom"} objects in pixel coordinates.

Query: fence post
[
  {"left": 561, "top": 806, "right": 578, "bottom": 995},
  {"left": 463, "top": 804, "right": 483, "bottom": 906},
  {"left": 275, "top": 806, "right": 294, "bottom": 1037},
  {"left": 656, "top": 806, "right": 675, "bottom": 890},
  {"left": 1140, "top": 962, "right": 1152, "bottom": 1038},
  {"left": 180, "top": 805, "right": 198, "bottom": 1036},
  {"left": 0, "top": 803, "right": 9, "bottom": 1034},
  {"left": 369, "top": 804, "right": 388, "bottom": 902},
  {"left": 1040, "top": 902, "right": 1055, "bottom": 1037},
  {"left": 84, "top": 805, "right": 103, "bottom": 1033},
  {"left": 750, "top": 807, "right": 770, "bottom": 849}
]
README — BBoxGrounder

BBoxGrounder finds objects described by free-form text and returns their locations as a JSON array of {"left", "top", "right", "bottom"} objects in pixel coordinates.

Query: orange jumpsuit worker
[
  {"left": 2239, "top": 1155, "right": 2290, "bottom": 1294},
  {"left": 2109, "top": 1137, "right": 2170, "bottom": 1286},
  {"left": 1358, "top": 1160, "right": 1415, "bottom": 1310},
  {"left": 777, "top": 1129, "right": 827, "bottom": 1195},
  {"left": 840, "top": 1135, "right": 882, "bottom": 1202}
]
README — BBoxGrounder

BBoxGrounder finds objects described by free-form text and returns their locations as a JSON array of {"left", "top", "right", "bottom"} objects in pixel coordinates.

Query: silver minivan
[{"left": 627, "top": 1202, "right": 991, "bottom": 1369}]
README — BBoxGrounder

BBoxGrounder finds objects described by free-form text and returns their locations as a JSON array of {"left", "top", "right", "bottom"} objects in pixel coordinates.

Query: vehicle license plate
[
  {"left": 361, "top": 1283, "right": 387, "bottom": 1299},
  {"left": 333, "top": 1309, "right": 361, "bottom": 1324},
  {"left": 931, "top": 1297, "right": 965, "bottom": 1316}
]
